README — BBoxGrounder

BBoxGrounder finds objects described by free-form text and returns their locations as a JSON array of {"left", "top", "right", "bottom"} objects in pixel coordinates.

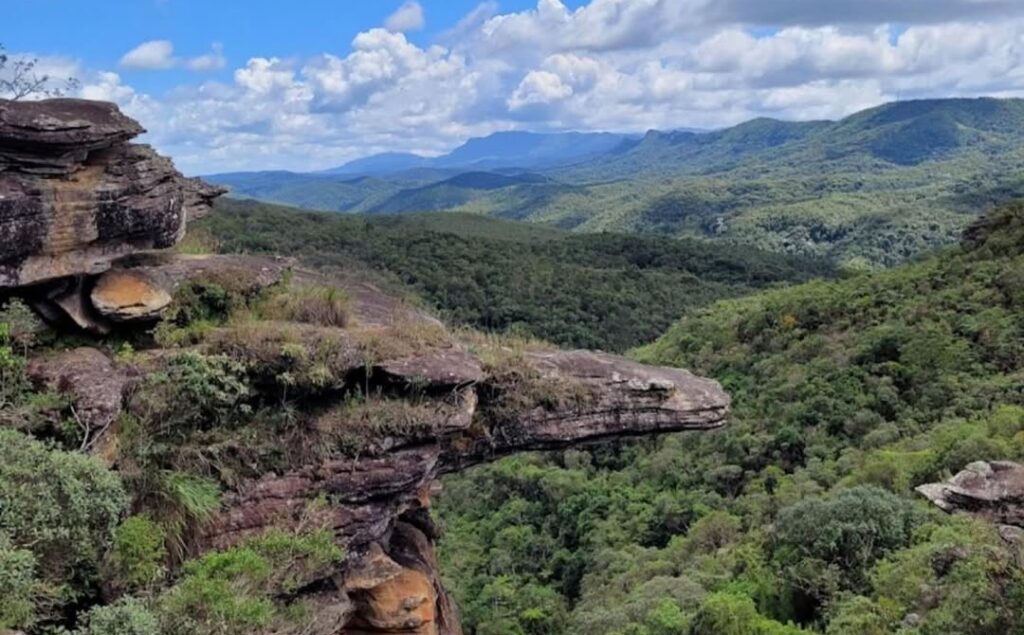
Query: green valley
[{"left": 434, "top": 203, "right": 1024, "bottom": 635}]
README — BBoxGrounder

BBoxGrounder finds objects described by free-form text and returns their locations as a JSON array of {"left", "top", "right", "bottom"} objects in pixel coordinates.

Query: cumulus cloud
[
  {"left": 50, "top": 0, "right": 1024, "bottom": 173},
  {"left": 385, "top": 1, "right": 425, "bottom": 33},
  {"left": 120, "top": 40, "right": 226, "bottom": 71},
  {"left": 120, "top": 40, "right": 176, "bottom": 70}
]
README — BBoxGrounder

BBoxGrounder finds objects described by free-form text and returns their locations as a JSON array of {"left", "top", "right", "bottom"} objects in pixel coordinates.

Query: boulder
[
  {"left": 91, "top": 269, "right": 172, "bottom": 321},
  {"left": 26, "top": 347, "right": 127, "bottom": 459},
  {"left": 917, "top": 460, "right": 1024, "bottom": 530}
]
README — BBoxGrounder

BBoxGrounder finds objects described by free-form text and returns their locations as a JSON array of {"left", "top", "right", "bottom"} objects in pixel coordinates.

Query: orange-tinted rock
[
  {"left": 346, "top": 568, "right": 437, "bottom": 635},
  {"left": 91, "top": 269, "right": 172, "bottom": 321}
]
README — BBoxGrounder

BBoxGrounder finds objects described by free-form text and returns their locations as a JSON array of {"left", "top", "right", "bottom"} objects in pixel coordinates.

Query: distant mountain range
[
  {"left": 205, "top": 98, "right": 1024, "bottom": 267},
  {"left": 317, "top": 130, "right": 639, "bottom": 176}
]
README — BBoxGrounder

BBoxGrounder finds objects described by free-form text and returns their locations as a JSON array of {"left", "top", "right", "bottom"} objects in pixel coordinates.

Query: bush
[
  {"left": 75, "top": 597, "right": 160, "bottom": 635},
  {"left": 690, "top": 592, "right": 807, "bottom": 635},
  {"left": 775, "top": 487, "right": 919, "bottom": 574},
  {"left": 0, "top": 429, "right": 127, "bottom": 610},
  {"left": 869, "top": 519, "right": 1024, "bottom": 634},
  {"left": 131, "top": 352, "right": 252, "bottom": 436},
  {"left": 825, "top": 596, "right": 892, "bottom": 635},
  {"left": 0, "top": 532, "right": 37, "bottom": 630},
  {"left": 157, "top": 528, "right": 343, "bottom": 635},
  {"left": 0, "top": 320, "right": 30, "bottom": 410},
  {"left": 107, "top": 516, "right": 168, "bottom": 591}
]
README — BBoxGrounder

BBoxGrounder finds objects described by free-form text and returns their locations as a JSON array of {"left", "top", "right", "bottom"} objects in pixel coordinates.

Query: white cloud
[
  {"left": 119, "top": 40, "right": 226, "bottom": 72},
  {"left": 706, "top": 0, "right": 1024, "bottom": 26},
  {"left": 385, "top": 1, "right": 425, "bottom": 33},
  {"left": 120, "top": 40, "right": 176, "bottom": 70},
  {"left": 186, "top": 43, "right": 227, "bottom": 71},
  {"left": 31, "top": 0, "right": 1024, "bottom": 173},
  {"left": 509, "top": 70, "right": 574, "bottom": 109}
]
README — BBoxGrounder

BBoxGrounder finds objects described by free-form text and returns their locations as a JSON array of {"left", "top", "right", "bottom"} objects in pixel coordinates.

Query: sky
[{"left": 4, "top": 0, "right": 1024, "bottom": 174}]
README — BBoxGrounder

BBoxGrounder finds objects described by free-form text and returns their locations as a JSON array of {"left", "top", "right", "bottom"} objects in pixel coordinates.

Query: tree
[
  {"left": 0, "top": 43, "right": 79, "bottom": 100},
  {"left": 774, "top": 486, "right": 920, "bottom": 597}
]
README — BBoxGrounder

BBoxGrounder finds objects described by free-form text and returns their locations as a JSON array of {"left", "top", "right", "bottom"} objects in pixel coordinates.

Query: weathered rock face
[
  {"left": 917, "top": 461, "right": 1024, "bottom": 531},
  {"left": 26, "top": 346, "right": 128, "bottom": 462},
  {"left": 0, "top": 98, "right": 223, "bottom": 289},
  {"left": 33, "top": 255, "right": 731, "bottom": 635}
]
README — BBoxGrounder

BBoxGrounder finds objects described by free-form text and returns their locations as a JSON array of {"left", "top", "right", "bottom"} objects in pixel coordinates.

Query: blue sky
[
  {"left": 5, "top": 0, "right": 1024, "bottom": 174},
  {"left": 5, "top": 1, "right": 582, "bottom": 96}
]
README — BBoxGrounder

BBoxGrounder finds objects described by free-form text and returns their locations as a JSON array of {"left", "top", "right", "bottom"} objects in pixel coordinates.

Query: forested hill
[
  {"left": 208, "top": 98, "right": 1024, "bottom": 267},
  {"left": 436, "top": 202, "right": 1024, "bottom": 634},
  {"left": 196, "top": 198, "right": 829, "bottom": 351}
]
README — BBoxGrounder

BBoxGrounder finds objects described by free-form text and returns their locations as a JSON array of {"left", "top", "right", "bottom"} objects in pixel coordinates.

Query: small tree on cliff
[{"left": 0, "top": 43, "right": 79, "bottom": 100}]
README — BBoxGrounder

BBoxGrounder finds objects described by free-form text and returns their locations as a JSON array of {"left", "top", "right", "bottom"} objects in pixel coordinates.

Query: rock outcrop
[
  {"left": 917, "top": 460, "right": 1024, "bottom": 531},
  {"left": 0, "top": 99, "right": 731, "bottom": 635},
  {"left": 29, "top": 254, "right": 730, "bottom": 635},
  {"left": 0, "top": 98, "right": 223, "bottom": 322}
]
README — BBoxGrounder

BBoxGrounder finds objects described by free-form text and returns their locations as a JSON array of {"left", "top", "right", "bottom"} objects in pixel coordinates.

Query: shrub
[
  {"left": 869, "top": 518, "right": 1024, "bottom": 634},
  {"left": 107, "top": 515, "right": 168, "bottom": 591},
  {"left": 155, "top": 269, "right": 271, "bottom": 347},
  {"left": 0, "top": 532, "right": 37, "bottom": 630},
  {"left": 131, "top": 352, "right": 252, "bottom": 437},
  {"left": 75, "top": 597, "right": 160, "bottom": 635},
  {"left": 206, "top": 321, "right": 354, "bottom": 397},
  {"left": 0, "top": 429, "right": 127, "bottom": 609},
  {"left": 158, "top": 528, "right": 343, "bottom": 635},
  {"left": 825, "top": 596, "right": 892, "bottom": 635},
  {"left": 0, "top": 298, "right": 45, "bottom": 353},
  {"left": 774, "top": 486, "right": 920, "bottom": 593},
  {"left": 0, "top": 320, "right": 30, "bottom": 410},
  {"left": 690, "top": 592, "right": 808, "bottom": 635}
]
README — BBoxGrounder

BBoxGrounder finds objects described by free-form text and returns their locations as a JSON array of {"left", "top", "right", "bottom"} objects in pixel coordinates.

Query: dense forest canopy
[{"left": 435, "top": 203, "right": 1024, "bottom": 634}]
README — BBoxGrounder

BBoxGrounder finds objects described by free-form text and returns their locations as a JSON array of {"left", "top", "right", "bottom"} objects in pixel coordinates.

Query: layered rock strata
[
  {"left": 0, "top": 98, "right": 223, "bottom": 321},
  {"left": 29, "top": 254, "right": 731, "bottom": 635}
]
